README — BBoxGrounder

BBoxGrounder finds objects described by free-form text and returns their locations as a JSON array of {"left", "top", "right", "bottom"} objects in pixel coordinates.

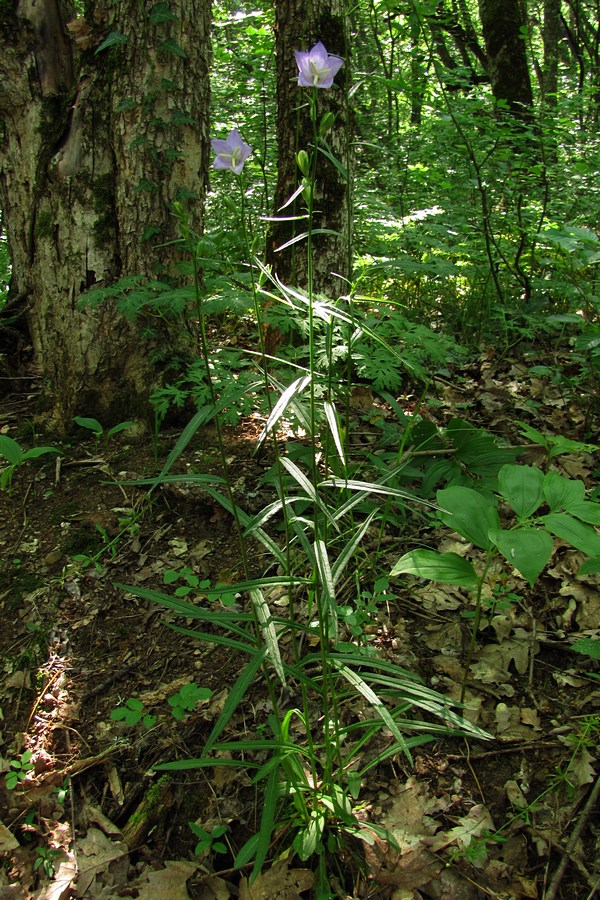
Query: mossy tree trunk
[
  {"left": 267, "top": 0, "right": 352, "bottom": 304},
  {"left": 0, "top": 0, "right": 210, "bottom": 431}
]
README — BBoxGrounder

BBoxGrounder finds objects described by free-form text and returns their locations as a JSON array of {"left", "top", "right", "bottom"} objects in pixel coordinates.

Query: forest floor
[{"left": 0, "top": 337, "right": 599, "bottom": 900}]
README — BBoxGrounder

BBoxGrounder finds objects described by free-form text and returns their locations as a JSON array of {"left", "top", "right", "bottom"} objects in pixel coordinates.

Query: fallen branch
[{"left": 544, "top": 773, "right": 600, "bottom": 900}]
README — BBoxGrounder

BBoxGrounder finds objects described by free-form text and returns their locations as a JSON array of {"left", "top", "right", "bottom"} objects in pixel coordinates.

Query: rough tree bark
[
  {"left": 0, "top": 0, "right": 211, "bottom": 431},
  {"left": 267, "top": 0, "right": 352, "bottom": 302},
  {"left": 542, "top": 0, "right": 562, "bottom": 104},
  {"left": 477, "top": 0, "right": 534, "bottom": 119}
]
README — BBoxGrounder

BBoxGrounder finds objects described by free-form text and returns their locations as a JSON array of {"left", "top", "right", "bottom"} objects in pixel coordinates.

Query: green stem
[
  {"left": 189, "top": 235, "right": 250, "bottom": 580},
  {"left": 461, "top": 552, "right": 495, "bottom": 704},
  {"left": 238, "top": 177, "right": 298, "bottom": 661}
]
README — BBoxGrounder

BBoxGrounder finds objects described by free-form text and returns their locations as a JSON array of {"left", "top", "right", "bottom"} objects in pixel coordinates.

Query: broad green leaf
[
  {"left": 294, "top": 812, "right": 325, "bottom": 860},
  {"left": 579, "top": 556, "right": 600, "bottom": 575},
  {"left": 0, "top": 435, "right": 24, "bottom": 465},
  {"left": 498, "top": 464, "right": 544, "bottom": 520},
  {"left": 437, "top": 486, "right": 500, "bottom": 550},
  {"left": 447, "top": 419, "right": 518, "bottom": 476},
  {"left": 541, "top": 514, "right": 600, "bottom": 558},
  {"left": 107, "top": 421, "right": 136, "bottom": 438},
  {"left": 489, "top": 527, "right": 553, "bottom": 586},
  {"left": 566, "top": 501, "right": 600, "bottom": 526},
  {"left": 543, "top": 471, "right": 585, "bottom": 512},
  {"left": 149, "top": 2, "right": 179, "bottom": 24},
  {"left": 390, "top": 550, "right": 478, "bottom": 587},
  {"left": 74, "top": 416, "right": 103, "bottom": 434},
  {"left": 22, "top": 446, "right": 61, "bottom": 461},
  {"left": 547, "top": 435, "right": 598, "bottom": 459},
  {"left": 1, "top": 466, "right": 15, "bottom": 491},
  {"left": 571, "top": 638, "right": 600, "bottom": 660},
  {"left": 296, "top": 151, "right": 310, "bottom": 178}
]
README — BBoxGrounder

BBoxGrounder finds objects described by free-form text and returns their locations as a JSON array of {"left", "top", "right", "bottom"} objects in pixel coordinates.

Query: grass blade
[
  {"left": 324, "top": 400, "right": 346, "bottom": 468},
  {"left": 256, "top": 374, "right": 311, "bottom": 452},
  {"left": 333, "top": 660, "right": 412, "bottom": 763},
  {"left": 203, "top": 648, "right": 267, "bottom": 756},
  {"left": 250, "top": 588, "right": 286, "bottom": 686}
]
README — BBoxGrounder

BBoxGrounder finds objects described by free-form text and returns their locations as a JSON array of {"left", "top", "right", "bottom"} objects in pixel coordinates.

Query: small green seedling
[
  {"left": 5, "top": 750, "right": 34, "bottom": 790},
  {"left": 110, "top": 697, "right": 157, "bottom": 729},
  {"left": 163, "top": 567, "right": 210, "bottom": 597},
  {"left": 33, "top": 846, "right": 64, "bottom": 879},
  {"left": 53, "top": 779, "right": 69, "bottom": 806},
  {"left": 0, "top": 435, "right": 61, "bottom": 493},
  {"left": 518, "top": 421, "right": 598, "bottom": 462},
  {"left": 71, "top": 552, "right": 104, "bottom": 574},
  {"left": 189, "top": 822, "right": 228, "bottom": 856},
  {"left": 73, "top": 416, "right": 136, "bottom": 449},
  {"left": 168, "top": 683, "right": 213, "bottom": 720}
]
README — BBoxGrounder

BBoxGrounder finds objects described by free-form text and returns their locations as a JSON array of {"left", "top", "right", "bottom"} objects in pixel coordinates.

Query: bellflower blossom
[
  {"left": 211, "top": 129, "right": 252, "bottom": 174},
  {"left": 295, "top": 41, "right": 344, "bottom": 88}
]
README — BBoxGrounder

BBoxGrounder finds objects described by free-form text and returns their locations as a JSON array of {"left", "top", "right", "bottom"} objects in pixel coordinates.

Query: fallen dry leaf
[
  {"left": 0, "top": 822, "right": 19, "bottom": 853},
  {"left": 238, "top": 860, "right": 314, "bottom": 899},
  {"left": 132, "top": 860, "right": 198, "bottom": 900},
  {"left": 72, "top": 827, "right": 129, "bottom": 896}
]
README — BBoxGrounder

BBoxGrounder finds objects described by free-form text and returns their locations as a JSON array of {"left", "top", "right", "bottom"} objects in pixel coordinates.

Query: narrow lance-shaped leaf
[
  {"left": 250, "top": 589, "right": 285, "bottom": 686},
  {"left": 314, "top": 539, "right": 338, "bottom": 639},
  {"left": 202, "top": 649, "right": 267, "bottom": 757},
  {"left": 333, "top": 661, "right": 412, "bottom": 763},
  {"left": 332, "top": 509, "right": 378, "bottom": 586},
  {"left": 275, "top": 228, "right": 343, "bottom": 254},
  {"left": 324, "top": 400, "right": 346, "bottom": 468},
  {"left": 256, "top": 374, "right": 311, "bottom": 452}
]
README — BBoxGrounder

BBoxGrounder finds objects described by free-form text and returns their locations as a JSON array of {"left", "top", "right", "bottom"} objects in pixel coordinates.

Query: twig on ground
[{"left": 544, "top": 773, "right": 600, "bottom": 900}]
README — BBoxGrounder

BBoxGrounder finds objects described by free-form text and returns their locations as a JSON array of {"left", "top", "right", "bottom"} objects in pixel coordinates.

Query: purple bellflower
[
  {"left": 211, "top": 129, "right": 252, "bottom": 174},
  {"left": 295, "top": 41, "right": 344, "bottom": 88}
]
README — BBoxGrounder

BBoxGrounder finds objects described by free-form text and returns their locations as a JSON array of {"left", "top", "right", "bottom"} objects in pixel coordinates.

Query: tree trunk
[
  {"left": 267, "top": 0, "right": 352, "bottom": 302},
  {"left": 542, "top": 0, "right": 562, "bottom": 104},
  {"left": 477, "top": 0, "right": 534, "bottom": 120},
  {"left": 0, "top": 0, "right": 211, "bottom": 431}
]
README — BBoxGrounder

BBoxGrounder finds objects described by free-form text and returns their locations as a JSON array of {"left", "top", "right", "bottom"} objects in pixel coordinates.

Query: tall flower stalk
[
  {"left": 126, "top": 44, "right": 491, "bottom": 892},
  {"left": 217, "top": 139, "right": 300, "bottom": 659},
  {"left": 294, "top": 42, "right": 346, "bottom": 824}
]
